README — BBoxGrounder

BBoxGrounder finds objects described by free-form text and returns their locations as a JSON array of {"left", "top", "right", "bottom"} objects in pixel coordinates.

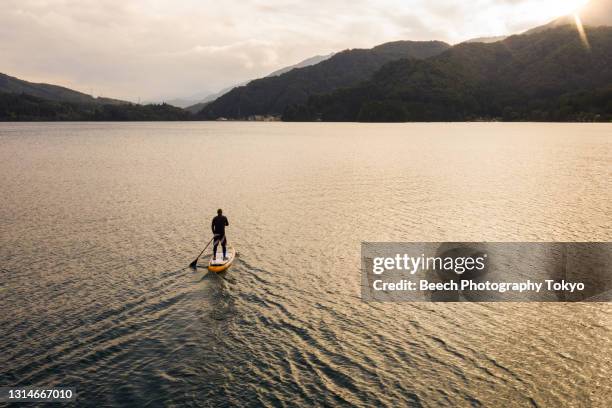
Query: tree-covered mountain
[
  {"left": 0, "top": 93, "right": 191, "bottom": 121},
  {"left": 198, "top": 40, "right": 450, "bottom": 119},
  {"left": 0, "top": 73, "right": 126, "bottom": 105},
  {"left": 0, "top": 72, "right": 193, "bottom": 121},
  {"left": 283, "top": 26, "right": 612, "bottom": 122}
]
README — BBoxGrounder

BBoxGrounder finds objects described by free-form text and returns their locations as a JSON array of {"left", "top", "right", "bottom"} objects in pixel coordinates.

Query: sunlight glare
[
  {"left": 560, "top": 0, "right": 590, "bottom": 15},
  {"left": 528, "top": 0, "right": 590, "bottom": 21},
  {"left": 573, "top": 14, "right": 591, "bottom": 50}
]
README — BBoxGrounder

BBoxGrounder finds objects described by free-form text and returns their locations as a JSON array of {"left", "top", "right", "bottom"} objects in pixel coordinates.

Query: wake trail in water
[{"left": 0, "top": 261, "right": 224, "bottom": 386}]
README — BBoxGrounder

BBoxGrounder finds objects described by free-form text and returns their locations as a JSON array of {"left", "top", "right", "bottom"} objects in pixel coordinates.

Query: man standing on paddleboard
[{"left": 212, "top": 209, "right": 229, "bottom": 260}]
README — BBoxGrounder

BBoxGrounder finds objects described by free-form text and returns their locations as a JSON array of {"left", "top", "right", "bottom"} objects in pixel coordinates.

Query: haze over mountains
[
  {"left": 265, "top": 53, "right": 336, "bottom": 79},
  {"left": 198, "top": 41, "right": 451, "bottom": 119},
  {"left": 177, "top": 53, "right": 336, "bottom": 113}
]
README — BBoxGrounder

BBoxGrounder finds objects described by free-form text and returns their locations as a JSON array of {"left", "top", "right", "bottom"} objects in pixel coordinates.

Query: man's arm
[
  {"left": 225, "top": 217, "right": 229, "bottom": 227},
  {"left": 211, "top": 219, "right": 216, "bottom": 234}
]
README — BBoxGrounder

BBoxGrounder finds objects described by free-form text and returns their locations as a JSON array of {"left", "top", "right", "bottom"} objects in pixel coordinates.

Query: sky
[{"left": 0, "top": 0, "right": 591, "bottom": 102}]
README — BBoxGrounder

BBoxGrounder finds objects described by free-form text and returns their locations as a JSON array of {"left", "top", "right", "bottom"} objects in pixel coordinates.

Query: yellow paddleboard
[{"left": 208, "top": 245, "right": 236, "bottom": 273}]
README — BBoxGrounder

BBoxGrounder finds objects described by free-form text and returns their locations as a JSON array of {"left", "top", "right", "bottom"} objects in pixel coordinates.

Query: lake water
[{"left": 0, "top": 122, "right": 610, "bottom": 406}]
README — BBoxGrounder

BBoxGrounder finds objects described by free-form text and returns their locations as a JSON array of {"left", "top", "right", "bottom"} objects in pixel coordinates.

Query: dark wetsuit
[{"left": 211, "top": 215, "right": 229, "bottom": 258}]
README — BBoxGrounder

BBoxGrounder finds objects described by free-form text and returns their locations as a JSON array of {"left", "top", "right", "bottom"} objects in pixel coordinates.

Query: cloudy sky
[{"left": 0, "top": 0, "right": 589, "bottom": 102}]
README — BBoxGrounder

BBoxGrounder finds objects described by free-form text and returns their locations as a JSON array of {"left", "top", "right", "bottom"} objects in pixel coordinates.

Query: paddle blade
[{"left": 190, "top": 237, "right": 213, "bottom": 269}]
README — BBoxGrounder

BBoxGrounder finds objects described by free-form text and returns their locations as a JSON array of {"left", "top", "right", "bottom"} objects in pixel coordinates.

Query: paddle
[{"left": 189, "top": 237, "right": 214, "bottom": 268}]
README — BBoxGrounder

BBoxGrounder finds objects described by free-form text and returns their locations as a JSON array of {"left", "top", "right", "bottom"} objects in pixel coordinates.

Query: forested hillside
[
  {"left": 198, "top": 41, "right": 450, "bottom": 119},
  {"left": 0, "top": 93, "right": 191, "bottom": 121},
  {"left": 283, "top": 26, "right": 612, "bottom": 122}
]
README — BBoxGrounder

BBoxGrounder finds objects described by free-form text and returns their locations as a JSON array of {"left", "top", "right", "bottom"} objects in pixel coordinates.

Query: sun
[
  {"left": 558, "top": 0, "right": 591, "bottom": 15},
  {"left": 527, "top": 0, "right": 590, "bottom": 22},
  {"left": 560, "top": 0, "right": 593, "bottom": 51}
]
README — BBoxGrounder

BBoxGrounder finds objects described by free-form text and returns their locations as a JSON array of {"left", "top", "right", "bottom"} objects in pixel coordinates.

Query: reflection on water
[{"left": 0, "top": 122, "right": 610, "bottom": 406}]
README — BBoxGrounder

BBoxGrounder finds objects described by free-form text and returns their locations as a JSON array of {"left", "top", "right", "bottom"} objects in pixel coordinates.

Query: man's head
[{"left": 217, "top": 209, "right": 223, "bottom": 215}]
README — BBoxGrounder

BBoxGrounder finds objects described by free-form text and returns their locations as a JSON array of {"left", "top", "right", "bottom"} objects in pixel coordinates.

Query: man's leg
[
  {"left": 222, "top": 237, "right": 227, "bottom": 259},
  {"left": 213, "top": 237, "right": 219, "bottom": 259}
]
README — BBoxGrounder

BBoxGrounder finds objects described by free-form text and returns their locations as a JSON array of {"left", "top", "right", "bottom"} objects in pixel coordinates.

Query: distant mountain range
[
  {"left": 2, "top": 0, "right": 611, "bottom": 122},
  {"left": 463, "top": 35, "right": 508, "bottom": 44},
  {"left": 161, "top": 91, "right": 221, "bottom": 110},
  {"left": 197, "top": 40, "right": 450, "bottom": 119},
  {"left": 197, "top": 0, "right": 612, "bottom": 120},
  {"left": 164, "top": 53, "right": 335, "bottom": 111},
  {"left": 265, "top": 53, "right": 335, "bottom": 78},
  {"left": 180, "top": 89, "right": 234, "bottom": 114},
  {"left": 283, "top": 26, "right": 612, "bottom": 122}
]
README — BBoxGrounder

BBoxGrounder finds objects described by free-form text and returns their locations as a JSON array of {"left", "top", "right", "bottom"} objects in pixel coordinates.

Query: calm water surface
[{"left": 0, "top": 122, "right": 611, "bottom": 406}]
